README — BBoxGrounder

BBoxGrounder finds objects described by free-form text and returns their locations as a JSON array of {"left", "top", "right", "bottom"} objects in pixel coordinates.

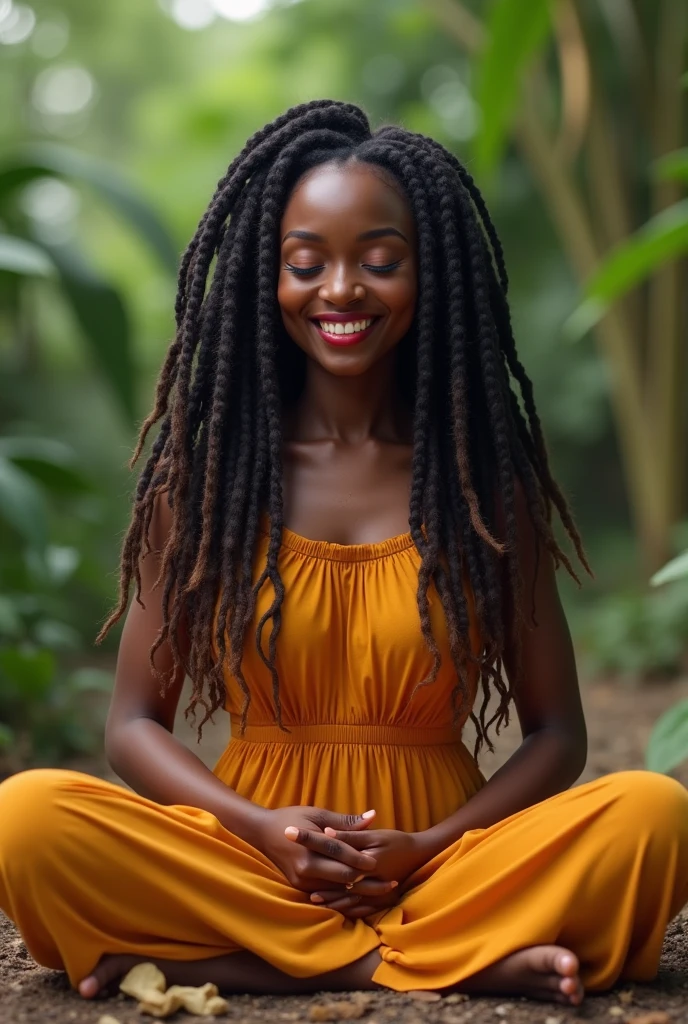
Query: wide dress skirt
[{"left": 1, "top": 524, "right": 687, "bottom": 991}]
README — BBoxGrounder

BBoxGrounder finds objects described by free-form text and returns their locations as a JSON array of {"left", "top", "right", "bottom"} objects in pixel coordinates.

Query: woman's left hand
[
  {"left": 322, "top": 826, "right": 429, "bottom": 881},
  {"left": 291, "top": 826, "right": 431, "bottom": 918}
]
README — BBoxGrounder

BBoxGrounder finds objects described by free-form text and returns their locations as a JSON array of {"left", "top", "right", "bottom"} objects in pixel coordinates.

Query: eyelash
[{"left": 285, "top": 260, "right": 402, "bottom": 277}]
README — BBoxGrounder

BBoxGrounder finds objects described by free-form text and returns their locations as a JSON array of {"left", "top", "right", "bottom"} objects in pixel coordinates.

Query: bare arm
[
  {"left": 419, "top": 478, "right": 587, "bottom": 859},
  {"left": 104, "top": 491, "right": 266, "bottom": 848}
]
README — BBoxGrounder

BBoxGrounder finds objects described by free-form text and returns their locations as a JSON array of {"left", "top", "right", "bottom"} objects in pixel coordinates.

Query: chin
[{"left": 313, "top": 352, "right": 377, "bottom": 376}]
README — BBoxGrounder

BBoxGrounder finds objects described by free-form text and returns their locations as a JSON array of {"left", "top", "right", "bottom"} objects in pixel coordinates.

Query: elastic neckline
[{"left": 259, "top": 516, "right": 415, "bottom": 562}]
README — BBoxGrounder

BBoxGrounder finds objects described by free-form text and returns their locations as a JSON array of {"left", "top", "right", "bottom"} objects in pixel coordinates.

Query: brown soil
[{"left": 3, "top": 677, "right": 688, "bottom": 1024}]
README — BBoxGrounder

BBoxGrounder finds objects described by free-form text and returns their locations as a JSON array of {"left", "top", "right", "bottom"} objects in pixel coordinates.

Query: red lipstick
[{"left": 310, "top": 313, "right": 381, "bottom": 347}]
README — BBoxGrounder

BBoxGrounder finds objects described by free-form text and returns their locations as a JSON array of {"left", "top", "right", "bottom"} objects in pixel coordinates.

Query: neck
[{"left": 287, "top": 351, "right": 410, "bottom": 445}]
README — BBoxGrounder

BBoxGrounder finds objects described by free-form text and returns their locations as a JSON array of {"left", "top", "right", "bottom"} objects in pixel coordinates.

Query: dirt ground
[{"left": 3, "top": 676, "right": 688, "bottom": 1024}]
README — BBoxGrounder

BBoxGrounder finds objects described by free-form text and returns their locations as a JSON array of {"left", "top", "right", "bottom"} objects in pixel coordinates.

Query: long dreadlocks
[{"left": 97, "top": 99, "right": 590, "bottom": 755}]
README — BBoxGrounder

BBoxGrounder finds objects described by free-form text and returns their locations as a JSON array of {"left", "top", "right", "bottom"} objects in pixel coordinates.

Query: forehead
[{"left": 281, "top": 162, "right": 414, "bottom": 236}]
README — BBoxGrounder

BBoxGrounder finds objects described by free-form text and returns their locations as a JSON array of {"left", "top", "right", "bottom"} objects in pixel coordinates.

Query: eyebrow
[{"left": 281, "top": 227, "right": 409, "bottom": 244}]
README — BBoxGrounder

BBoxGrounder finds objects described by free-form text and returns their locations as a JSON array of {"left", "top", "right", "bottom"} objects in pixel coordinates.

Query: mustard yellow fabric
[{"left": 1, "top": 523, "right": 687, "bottom": 991}]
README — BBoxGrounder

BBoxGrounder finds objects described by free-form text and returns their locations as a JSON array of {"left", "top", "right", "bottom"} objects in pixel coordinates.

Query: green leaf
[
  {"left": 587, "top": 200, "right": 688, "bottom": 298},
  {"left": 0, "top": 436, "right": 77, "bottom": 463},
  {"left": 0, "top": 234, "right": 55, "bottom": 277},
  {"left": 646, "top": 699, "right": 688, "bottom": 774},
  {"left": 0, "top": 437, "right": 93, "bottom": 495},
  {"left": 565, "top": 200, "right": 688, "bottom": 339},
  {"left": 42, "top": 240, "right": 136, "bottom": 424},
  {"left": 474, "top": 0, "right": 551, "bottom": 175},
  {"left": 0, "top": 456, "right": 48, "bottom": 551},
  {"left": 0, "top": 646, "right": 56, "bottom": 700},
  {"left": 651, "top": 550, "right": 688, "bottom": 587},
  {"left": 563, "top": 297, "right": 606, "bottom": 342},
  {"left": 0, "top": 144, "right": 178, "bottom": 273},
  {"left": 654, "top": 148, "right": 688, "bottom": 184},
  {"left": 0, "top": 724, "right": 13, "bottom": 750}
]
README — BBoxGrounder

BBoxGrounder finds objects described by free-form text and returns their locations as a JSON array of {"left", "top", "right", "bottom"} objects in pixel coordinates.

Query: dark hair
[{"left": 97, "top": 99, "right": 589, "bottom": 755}]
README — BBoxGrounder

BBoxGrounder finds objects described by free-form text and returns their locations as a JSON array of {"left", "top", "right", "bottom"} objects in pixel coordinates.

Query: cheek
[
  {"left": 277, "top": 272, "right": 308, "bottom": 319},
  {"left": 386, "top": 272, "right": 417, "bottom": 325},
  {"left": 276, "top": 274, "right": 294, "bottom": 314},
  {"left": 277, "top": 275, "right": 310, "bottom": 349}
]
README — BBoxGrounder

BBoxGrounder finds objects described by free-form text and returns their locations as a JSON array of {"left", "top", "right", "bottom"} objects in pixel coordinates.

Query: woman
[{"left": 1, "top": 100, "right": 686, "bottom": 1008}]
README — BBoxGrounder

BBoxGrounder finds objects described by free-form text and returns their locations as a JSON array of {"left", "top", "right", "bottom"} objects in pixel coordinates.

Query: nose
[{"left": 317, "top": 263, "right": 365, "bottom": 305}]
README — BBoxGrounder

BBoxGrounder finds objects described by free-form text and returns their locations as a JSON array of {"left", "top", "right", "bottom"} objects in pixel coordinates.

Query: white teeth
[{"left": 318, "top": 318, "right": 374, "bottom": 335}]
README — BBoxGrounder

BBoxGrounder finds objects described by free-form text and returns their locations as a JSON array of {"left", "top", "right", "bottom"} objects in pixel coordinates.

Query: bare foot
[
  {"left": 79, "top": 948, "right": 382, "bottom": 999},
  {"left": 79, "top": 954, "right": 149, "bottom": 998},
  {"left": 458, "top": 945, "right": 584, "bottom": 1006}
]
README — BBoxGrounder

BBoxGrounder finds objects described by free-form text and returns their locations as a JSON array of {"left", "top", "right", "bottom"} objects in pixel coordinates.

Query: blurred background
[{"left": 0, "top": 0, "right": 686, "bottom": 776}]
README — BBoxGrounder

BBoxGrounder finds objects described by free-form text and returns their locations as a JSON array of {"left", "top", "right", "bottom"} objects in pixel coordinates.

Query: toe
[
  {"left": 570, "top": 979, "right": 585, "bottom": 1006},
  {"left": 553, "top": 949, "right": 579, "bottom": 977},
  {"left": 78, "top": 954, "right": 132, "bottom": 999},
  {"left": 558, "top": 974, "right": 584, "bottom": 1006},
  {"left": 78, "top": 975, "right": 99, "bottom": 999}
]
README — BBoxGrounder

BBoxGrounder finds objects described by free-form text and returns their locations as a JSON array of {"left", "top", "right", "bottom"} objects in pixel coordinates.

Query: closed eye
[
  {"left": 362, "top": 260, "right": 403, "bottom": 273},
  {"left": 285, "top": 263, "right": 324, "bottom": 276}
]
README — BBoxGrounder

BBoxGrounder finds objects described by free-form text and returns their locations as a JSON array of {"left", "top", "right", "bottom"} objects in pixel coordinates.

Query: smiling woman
[
  {"left": 0, "top": 99, "right": 687, "bottom": 1010},
  {"left": 278, "top": 164, "right": 417, "bottom": 369}
]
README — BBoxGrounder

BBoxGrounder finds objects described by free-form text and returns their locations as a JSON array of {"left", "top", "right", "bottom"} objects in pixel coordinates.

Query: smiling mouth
[{"left": 310, "top": 316, "right": 381, "bottom": 346}]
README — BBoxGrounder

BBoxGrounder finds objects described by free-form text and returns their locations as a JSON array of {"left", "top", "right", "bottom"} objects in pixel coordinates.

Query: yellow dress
[{"left": 1, "top": 522, "right": 687, "bottom": 991}]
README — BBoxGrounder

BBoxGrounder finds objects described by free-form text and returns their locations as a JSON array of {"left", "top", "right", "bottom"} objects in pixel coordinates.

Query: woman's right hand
[{"left": 254, "top": 806, "right": 397, "bottom": 899}]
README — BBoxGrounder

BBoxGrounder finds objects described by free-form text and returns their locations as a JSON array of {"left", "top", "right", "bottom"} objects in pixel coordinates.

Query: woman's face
[{"left": 277, "top": 161, "right": 417, "bottom": 378}]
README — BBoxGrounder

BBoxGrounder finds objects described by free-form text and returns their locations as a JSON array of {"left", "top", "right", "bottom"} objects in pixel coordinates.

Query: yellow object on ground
[
  {"left": 120, "top": 962, "right": 228, "bottom": 1016},
  {"left": 0, "top": 525, "right": 687, "bottom": 993}
]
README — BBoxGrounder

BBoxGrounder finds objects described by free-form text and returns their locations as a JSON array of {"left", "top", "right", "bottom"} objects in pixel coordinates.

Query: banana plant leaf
[
  {"left": 0, "top": 234, "right": 55, "bottom": 277},
  {"left": 0, "top": 437, "right": 93, "bottom": 495},
  {"left": 565, "top": 199, "right": 688, "bottom": 339},
  {"left": 41, "top": 239, "right": 137, "bottom": 424},
  {"left": 0, "top": 142, "right": 178, "bottom": 273},
  {"left": 474, "top": 0, "right": 551, "bottom": 177},
  {"left": 0, "top": 456, "right": 48, "bottom": 552},
  {"left": 655, "top": 148, "right": 688, "bottom": 184}
]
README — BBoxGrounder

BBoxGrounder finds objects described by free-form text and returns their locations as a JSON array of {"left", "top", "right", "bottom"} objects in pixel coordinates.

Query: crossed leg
[{"left": 80, "top": 945, "right": 584, "bottom": 1006}]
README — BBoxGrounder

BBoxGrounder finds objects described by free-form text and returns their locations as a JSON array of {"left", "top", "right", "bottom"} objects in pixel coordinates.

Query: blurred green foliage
[
  {"left": 0, "top": 432, "right": 113, "bottom": 771},
  {"left": 0, "top": 0, "right": 686, "bottom": 767},
  {"left": 577, "top": 578, "right": 688, "bottom": 680},
  {"left": 646, "top": 551, "right": 688, "bottom": 774}
]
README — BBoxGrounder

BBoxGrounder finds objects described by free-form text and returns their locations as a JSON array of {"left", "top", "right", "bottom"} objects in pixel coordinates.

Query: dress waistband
[{"left": 230, "top": 723, "right": 462, "bottom": 746}]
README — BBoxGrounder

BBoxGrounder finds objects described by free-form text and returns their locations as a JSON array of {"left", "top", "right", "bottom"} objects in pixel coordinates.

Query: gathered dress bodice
[{"left": 212, "top": 522, "right": 485, "bottom": 831}]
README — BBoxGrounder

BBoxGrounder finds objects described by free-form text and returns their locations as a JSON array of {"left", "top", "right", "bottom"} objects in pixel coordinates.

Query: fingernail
[
  {"left": 390, "top": 881, "right": 398, "bottom": 888},
  {"left": 362, "top": 810, "right": 375, "bottom": 819},
  {"left": 284, "top": 826, "right": 299, "bottom": 838},
  {"left": 310, "top": 894, "right": 324, "bottom": 903},
  {"left": 324, "top": 827, "right": 337, "bottom": 837}
]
